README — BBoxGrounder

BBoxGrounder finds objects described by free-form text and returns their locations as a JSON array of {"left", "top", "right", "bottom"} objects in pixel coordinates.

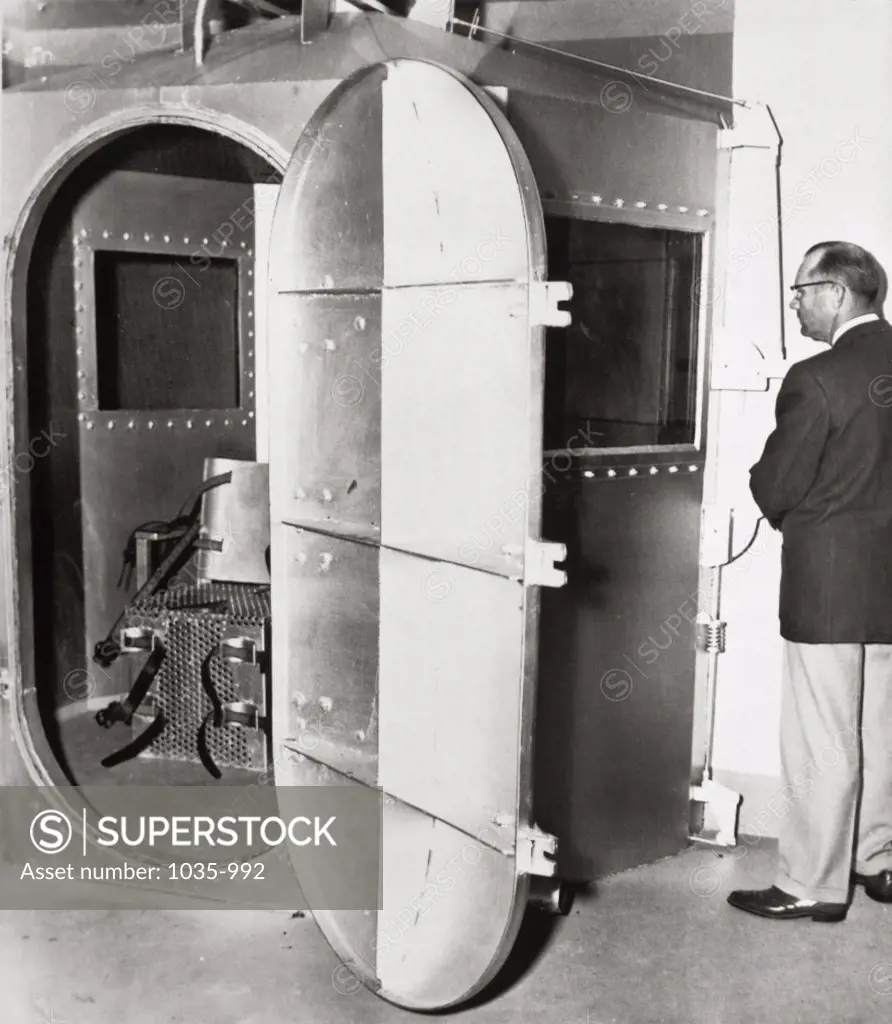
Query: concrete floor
[{"left": 2, "top": 839, "right": 889, "bottom": 1024}]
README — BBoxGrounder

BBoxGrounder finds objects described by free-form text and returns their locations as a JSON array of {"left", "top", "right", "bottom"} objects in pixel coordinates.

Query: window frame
[
  {"left": 92, "top": 248, "right": 243, "bottom": 413},
  {"left": 541, "top": 199, "right": 713, "bottom": 461}
]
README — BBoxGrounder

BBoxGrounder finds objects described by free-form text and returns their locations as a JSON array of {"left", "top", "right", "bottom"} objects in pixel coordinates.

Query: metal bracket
[
  {"left": 712, "top": 358, "right": 791, "bottom": 391},
  {"left": 530, "top": 281, "right": 573, "bottom": 328},
  {"left": 222, "top": 700, "right": 264, "bottom": 731},
  {"left": 119, "top": 626, "right": 161, "bottom": 655},
  {"left": 717, "top": 102, "right": 780, "bottom": 152},
  {"left": 196, "top": 535, "right": 225, "bottom": 553},
  {"left": 516, "top": 824, "right": 558, "bottom": 877},
  {"left": 219, "top": 636, "right": 260, "bottom": 665},
  {"left": 690, "top": 778, "right": 742, "bottom": 847},
  {"left": 524, "top": 539, "right": 567, "bottom": 588},
  {"left": 711, "top": 331, "right": 791, "bottom": 391}
]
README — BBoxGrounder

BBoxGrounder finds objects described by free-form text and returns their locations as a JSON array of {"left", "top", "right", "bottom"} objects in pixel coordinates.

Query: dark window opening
[
  {"left": 544, "top": 218, "right": 701, "bottom": 450},
  {"left": 94, "top": 252, "right": 240, "bottom": 411}
]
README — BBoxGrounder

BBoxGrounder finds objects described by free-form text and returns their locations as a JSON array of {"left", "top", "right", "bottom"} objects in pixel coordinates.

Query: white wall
[{"left": 712, "top": 0, "right": 892, "bottom": 834}]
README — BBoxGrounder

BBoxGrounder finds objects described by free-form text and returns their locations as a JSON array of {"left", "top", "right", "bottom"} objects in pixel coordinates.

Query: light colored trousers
[{"left": 775, "top": 640, "right": 892, "bottom": 903}]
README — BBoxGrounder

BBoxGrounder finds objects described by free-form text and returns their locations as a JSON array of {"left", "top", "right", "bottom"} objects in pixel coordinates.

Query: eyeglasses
[{"left": 789, "top": 280, "right": 842, "bottom": 298}]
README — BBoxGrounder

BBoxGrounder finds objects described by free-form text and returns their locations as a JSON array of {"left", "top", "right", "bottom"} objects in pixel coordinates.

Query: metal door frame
[
  {"left": 0, "top": 107, "right": 287, "bottom": 788},
  {"left": 537, "top": 189, "right": 723, "bottom": 855},
  {"left": 540, "top": 194, "right": 717, "bottom": 466}
]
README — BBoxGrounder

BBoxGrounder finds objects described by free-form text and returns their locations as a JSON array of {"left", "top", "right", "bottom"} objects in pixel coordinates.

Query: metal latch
[
  {"left": 219, "top": 636, "right": 259, "bottom": 665},
  {"left": 529, "top": 281, "right": 573, "bottom": 327},
  {"left": 119, "top": 626, "right": 161, "bottom": 655},
  {"left": 695, "top": 615, "right": 726, "bottom": 654},
  {"left": 524, "top": 539, "right": 567, "bottom": 588},
  {"left": 516, "top": 824, "right": 558, "bottom": 877}
]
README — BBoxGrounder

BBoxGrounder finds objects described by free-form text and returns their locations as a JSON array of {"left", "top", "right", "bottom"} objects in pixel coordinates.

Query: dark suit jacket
[{"left": 750, "top": 318, "right": 892, "bottom": 642}]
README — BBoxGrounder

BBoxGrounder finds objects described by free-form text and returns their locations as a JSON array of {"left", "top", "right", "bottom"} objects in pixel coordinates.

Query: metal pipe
[
  {"left": 194, "top": 0, "right": 210, "bottom": 67},
  {"left": 527, "top": 877, "right": 572, "bottom": 916},
  {"left": 449, "top": 18, "right": 749, "bottom": 109},
  {"left": 699, "top": 565, "right": 721, "bottom": 780}
]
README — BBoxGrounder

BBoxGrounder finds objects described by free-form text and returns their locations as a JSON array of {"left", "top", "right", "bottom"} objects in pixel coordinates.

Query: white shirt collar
[{"left": 831, "top": 312, "right": 880, "bottom": 345}]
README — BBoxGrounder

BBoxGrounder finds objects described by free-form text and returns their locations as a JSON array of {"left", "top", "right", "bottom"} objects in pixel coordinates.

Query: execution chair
[{"left": 92, "top": 458, "right": 271, "bottom": 779}]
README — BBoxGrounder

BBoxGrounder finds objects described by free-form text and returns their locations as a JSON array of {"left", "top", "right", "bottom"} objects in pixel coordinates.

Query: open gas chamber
[{"left": 1, "top": 7, "right": 756, "bottom": 1011}]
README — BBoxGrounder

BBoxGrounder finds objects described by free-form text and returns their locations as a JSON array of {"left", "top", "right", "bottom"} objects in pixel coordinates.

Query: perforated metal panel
[{"left": 125, "top": 583, "right": 270, "bottom": 772}]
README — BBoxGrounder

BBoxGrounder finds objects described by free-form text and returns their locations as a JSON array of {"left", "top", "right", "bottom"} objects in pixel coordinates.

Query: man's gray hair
[{"left": 805, "top": 241, "right": 882, "bottom": 303}]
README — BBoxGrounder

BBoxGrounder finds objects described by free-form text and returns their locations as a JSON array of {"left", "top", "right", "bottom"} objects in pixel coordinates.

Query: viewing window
[
  {"left": 543, "top": 217, "right": 701, "bottom": 450},
  {"left": 94, "top": 251, "right": 240, "bottom": 411}
]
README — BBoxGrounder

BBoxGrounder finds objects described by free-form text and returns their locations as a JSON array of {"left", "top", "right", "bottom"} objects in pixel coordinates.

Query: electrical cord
[{"left": 717, "top": 514, "right": 766, "bottom": 567}]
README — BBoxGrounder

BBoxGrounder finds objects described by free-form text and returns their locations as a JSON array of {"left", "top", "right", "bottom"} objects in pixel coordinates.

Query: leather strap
[
  {"left": 96, "top": 641, "right": 168, "bottom": 768},
  {"left": 92, "top": 471, "right": 233, "bottom": 669},
  {"left": 198, "top": 648, "right": 267, "bottom": 779},
  {"left": 99, "top": 709, "right": 168, "bottom": 769},
  {"left": 95, "top": 641, "right": 166, "bottom": 729}
]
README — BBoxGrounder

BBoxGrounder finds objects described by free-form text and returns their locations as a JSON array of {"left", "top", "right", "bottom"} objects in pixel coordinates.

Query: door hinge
[
  {"left": 516, "top": 824, "right": 558, "bottom": 878},
  {"left": 524, "top": 539, "right": 567, "bottom": 588},
  {"left": 695, "top": 615, "right": 726, "bottom": 654}
]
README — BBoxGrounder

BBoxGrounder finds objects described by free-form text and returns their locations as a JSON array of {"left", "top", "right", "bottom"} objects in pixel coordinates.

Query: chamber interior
[
  {"left": 22, "top": 124, "right": 281, "bottom": 786},
  {"left": 19, "top": 122, "right": 709, "bottom": 878}
]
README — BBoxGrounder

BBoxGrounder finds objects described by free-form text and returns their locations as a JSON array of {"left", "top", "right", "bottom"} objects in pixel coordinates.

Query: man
[{"left": 728, "top": 240, "right": 892, "bottom": 922}]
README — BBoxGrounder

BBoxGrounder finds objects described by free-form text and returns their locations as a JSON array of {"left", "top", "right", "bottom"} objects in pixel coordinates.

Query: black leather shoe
[
  {"left": 727, "top": 885, "right": 848, "bottom": 922},
  {"left": 853, "top": 870, "right": 892, "bottom": 903}
]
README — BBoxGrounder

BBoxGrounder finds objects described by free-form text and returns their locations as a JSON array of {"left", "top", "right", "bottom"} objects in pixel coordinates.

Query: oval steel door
[{"left": 267, "top": 58, "right": 566, "bottom": 1011}]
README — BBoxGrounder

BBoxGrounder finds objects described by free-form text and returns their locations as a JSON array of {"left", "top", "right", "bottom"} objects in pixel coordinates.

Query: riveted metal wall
[
  {"left": 1, "top": 87, "right": 320, "bottom": 789},
  {"left": 67, "top": 167, "right": 258, "bottom": 700},
  {"left": 532, "top": 199, "right": 714, "bottom": 878},
  {"left": 508, "top": 95, "right": 718, "bottom": 234},
  {"left": 0, "top": 16, "right": 729, "bottom": 863},
  {"left": 536, "top": 464, "right": 705, "bottom": 878}
]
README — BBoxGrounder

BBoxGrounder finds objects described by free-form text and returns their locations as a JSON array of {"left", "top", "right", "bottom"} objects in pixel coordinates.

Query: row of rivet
[
  {"left": 293, "top": 488, "right": 342, "bottom": 502},
  {"left": 578, "top": 464, "right": 701, "bottom": 479},
  {"left": 555, "top": 194, "right": 709, "bottom": 217},
  {"left": 77, "top": 415, "right": 254, "bottom": 430},
  {"left": 71, "top": 238, "right": 256, "bottom": 418},
  {"left": 75, "top": 227, "right": 253, "bottom": 255},
  {"left": 293, "top": 552, "right": 334, "bottom": 570},
  {"left": 297, "top": 317, "right": 368, "bottom": 354}
]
